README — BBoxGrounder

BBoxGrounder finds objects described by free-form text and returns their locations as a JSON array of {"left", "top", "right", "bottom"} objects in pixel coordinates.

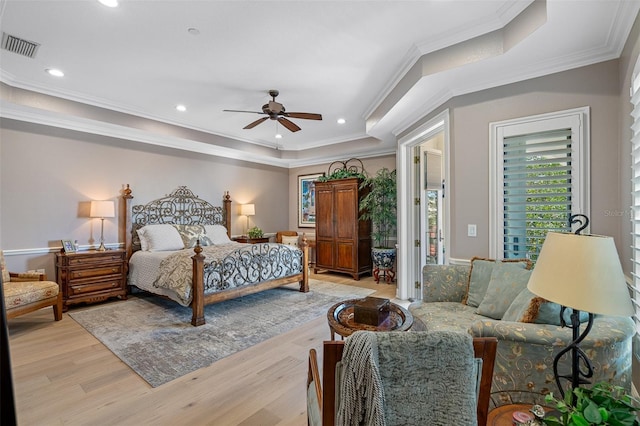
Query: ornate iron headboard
[{"left": 122, "top": 185, "right": 232, "bottom": 257}]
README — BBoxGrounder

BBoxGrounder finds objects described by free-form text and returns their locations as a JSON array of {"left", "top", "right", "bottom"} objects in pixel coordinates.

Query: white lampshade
[
  {"left": 240, "top": 204, "right": 255, "bottom": 216},
  {"left": 527, "top": 232, "right": 634, "bottom": 317},
  {"left": 89, "top": 200, "right": 115, "bottom": 218}
]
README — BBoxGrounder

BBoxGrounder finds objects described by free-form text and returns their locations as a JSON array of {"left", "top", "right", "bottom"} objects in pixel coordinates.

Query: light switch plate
[{"left": 468, "top": 224, "right": 477, "bottom": 237}]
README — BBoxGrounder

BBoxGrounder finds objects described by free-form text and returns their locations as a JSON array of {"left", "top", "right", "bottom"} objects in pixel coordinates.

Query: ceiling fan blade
[
  {"left": 278, "top": 117, "right": 302, "bottom": 132},
  {"left": 244, "top": 117, "right": 269, "bottom": 129},
  {"left": 223, "top": 109, "right": 265, "bottom": 115},
  {"left": 285, "top": 112, "right": 323, "bottom": 120}
]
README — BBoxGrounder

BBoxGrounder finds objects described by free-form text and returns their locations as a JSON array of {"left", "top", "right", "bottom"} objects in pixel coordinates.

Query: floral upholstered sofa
[{"left": 408, "top": 259, "right": 635, "bottom": 409}]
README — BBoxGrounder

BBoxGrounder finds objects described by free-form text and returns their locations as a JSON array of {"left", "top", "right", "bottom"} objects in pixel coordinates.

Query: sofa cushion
[
  {"left": 408, "top": 301, "right": 478, "bottom": 333},
  {"left": 464, "top": 257, "right": 531, "bottom": 307},
  {"left": 502, "top": 288, "right": 589, "bottom": 325},
  {"left": 476, "top": 262, "right": 532, "bottom": 320}
]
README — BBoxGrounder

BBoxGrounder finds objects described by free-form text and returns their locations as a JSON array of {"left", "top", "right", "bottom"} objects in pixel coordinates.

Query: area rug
[{"left": 69, "top": 279, "right": 374, "bottom": 387}]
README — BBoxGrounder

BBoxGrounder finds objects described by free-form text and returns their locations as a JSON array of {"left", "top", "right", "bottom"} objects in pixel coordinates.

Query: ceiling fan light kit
[{"left": 224, "top": 89, "right": 322, "bottom": 133}]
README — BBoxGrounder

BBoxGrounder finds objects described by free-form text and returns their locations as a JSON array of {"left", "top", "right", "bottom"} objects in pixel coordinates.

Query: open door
[{"left": 421, "top": 147, "right": 445, "bottom": 265}]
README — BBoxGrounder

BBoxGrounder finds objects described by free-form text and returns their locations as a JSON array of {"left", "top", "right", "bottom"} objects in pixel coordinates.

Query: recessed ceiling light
[
  {"left": 275, "top": 134, "right": 282, "bottom": 139},
  {"left": 176, "top": 104, "right": 187, "bottom": 112},
  {"left": 98, "top": 0, "right": 118, "bottom": 7},
  {"left": 46, "top": 68, "right": 64, "bottom": 77},
  {"left": 337, "top": 118, "right": 346, "bottom": 124}
]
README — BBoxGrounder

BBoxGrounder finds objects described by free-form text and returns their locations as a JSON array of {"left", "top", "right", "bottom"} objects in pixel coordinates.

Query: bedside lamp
[
  {"left": 90, "top": 200, "right": 115, "bottom": 251},
  {"left": 527, "top": 231, "right": 634, "bottom": 401},
  {"left": 240, "top": 203, "right": 255, "bottom": 236}
]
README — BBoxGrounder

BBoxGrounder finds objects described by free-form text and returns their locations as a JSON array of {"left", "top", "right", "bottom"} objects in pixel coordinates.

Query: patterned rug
[{"left": 69, "top": 279, "right": 374, "bottom": 387}]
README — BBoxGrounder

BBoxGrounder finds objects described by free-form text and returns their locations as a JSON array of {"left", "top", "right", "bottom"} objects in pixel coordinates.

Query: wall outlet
[{"left": 467, "top": 224, "right": 477, "bottom": 237}]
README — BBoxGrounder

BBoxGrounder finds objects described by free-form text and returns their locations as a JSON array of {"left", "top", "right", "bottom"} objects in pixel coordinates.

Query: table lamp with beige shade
[{"left": 90, "top": 200, "right": 115, "bottom": 251}]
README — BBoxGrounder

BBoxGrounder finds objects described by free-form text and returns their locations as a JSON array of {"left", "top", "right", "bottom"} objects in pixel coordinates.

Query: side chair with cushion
[
  {"left": 1, "top": 250, "right": 62, "bottom": 321},
  {"left": 307, "top": 331, "right": 498, "bottom": 426},
  {"left": 276, "top": 231, "right": 299, "bottom": 246}
]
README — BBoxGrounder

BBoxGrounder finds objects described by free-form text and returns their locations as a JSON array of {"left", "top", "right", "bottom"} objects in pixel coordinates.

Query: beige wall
[
  {"left": 401, "top": 59, "right": 625, "bottom": 262},
  {"left": 0, "top": 119, "right": 290, "bottom": 275}
]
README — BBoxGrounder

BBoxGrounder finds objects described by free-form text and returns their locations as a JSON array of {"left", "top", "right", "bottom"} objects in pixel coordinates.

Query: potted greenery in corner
[
  {"left": 543, "top": 382, "right": 640, "bottom": 426},
  {"left": 359, "top": 167, "right": 397, "bottom": 283}
]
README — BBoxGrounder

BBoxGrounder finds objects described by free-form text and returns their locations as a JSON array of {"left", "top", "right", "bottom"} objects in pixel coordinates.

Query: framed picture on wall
[
  {"left": 298, "top": 173, "right": 324, "bottom": 228},
  {"left": 61, "top": 239, "right": 75, "bottom": 253}
]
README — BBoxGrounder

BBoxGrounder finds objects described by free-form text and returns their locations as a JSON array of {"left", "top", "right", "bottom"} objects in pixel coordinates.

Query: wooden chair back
[
  {"left": 307, "top": 336, "right": 498, "bottom": 426},
  {"left": 276, "top": 231, "right": 298, "bottom": 244}
]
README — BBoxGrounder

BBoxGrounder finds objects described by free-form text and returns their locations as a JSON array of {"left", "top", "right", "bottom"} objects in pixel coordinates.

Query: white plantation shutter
[
  {"left": 630, "top": 69, "right": 640, "bottom": 334},
  {"left": 490, "top": 107, "right": 589, "bottom": 261},
  {"left": 502, "top": 129, "right": 573, "bottom": 260}
]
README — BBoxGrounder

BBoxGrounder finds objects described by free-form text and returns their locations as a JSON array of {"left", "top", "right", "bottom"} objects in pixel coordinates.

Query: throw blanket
[
  {"left": 337, "top": 331, "right": 478, "bottom": 426},
  {"left": 153, "top": 242, "right": 302, "bottom": 306}
]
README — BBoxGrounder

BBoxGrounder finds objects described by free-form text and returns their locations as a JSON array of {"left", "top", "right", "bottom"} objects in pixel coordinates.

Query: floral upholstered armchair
[
  {"left": 1, "top": 250, "right": 62, "bottom": 322},
  {"left": 408, "top": 261, "right": 635, "bottom": 409}
]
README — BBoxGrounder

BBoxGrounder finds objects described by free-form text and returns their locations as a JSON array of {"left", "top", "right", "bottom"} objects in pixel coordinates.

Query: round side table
[
  {"left": 487, "top": 404, "right": 551, "bottom": 426},
  {"left": 327, "top": 298, "right": 414, "bottom": 339}
]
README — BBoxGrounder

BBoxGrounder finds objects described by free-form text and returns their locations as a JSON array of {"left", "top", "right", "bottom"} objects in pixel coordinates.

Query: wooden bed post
[
  {"left": 122, "top": 184, "right": 133, "bottom": 262},
  {"left": 300, "top": 234, "right": 309, "bottom": 293},
  {"left": 223, "top": 191, "right": 232, "bottom": 238},
  {"left": 191, "top": 243, "right": 205, "bottom": 326}
]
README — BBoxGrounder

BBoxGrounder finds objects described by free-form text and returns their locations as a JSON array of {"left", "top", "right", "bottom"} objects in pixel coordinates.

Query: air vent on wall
[{"left": 1, "top": 32, "right": 40, "bottom": 58}]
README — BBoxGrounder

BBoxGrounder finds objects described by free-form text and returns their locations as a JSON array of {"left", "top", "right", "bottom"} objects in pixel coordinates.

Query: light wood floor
[{"left": 7, "top": 273, "right": 396, "bottom": 426}]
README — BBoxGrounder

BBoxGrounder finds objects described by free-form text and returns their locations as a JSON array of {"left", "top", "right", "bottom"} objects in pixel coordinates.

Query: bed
[{"left": 121, "top": 185, "right": 309, "bottom": 326}]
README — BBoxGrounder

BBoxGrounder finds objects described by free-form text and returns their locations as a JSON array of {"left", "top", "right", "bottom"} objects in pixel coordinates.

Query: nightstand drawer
[
  {"left": 69, "top": 264, "right": 123, "bottom": 280},
  {"left": 68, "top": 279, "right": 122, "bottom": 297},
  {"left": 68, "top": 253, "right": 124, "bottom": 266}
]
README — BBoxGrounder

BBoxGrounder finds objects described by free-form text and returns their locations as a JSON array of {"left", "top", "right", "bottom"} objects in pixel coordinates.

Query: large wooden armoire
[{"left": 314, "top": 177, "right": 371, "bottom": 280}]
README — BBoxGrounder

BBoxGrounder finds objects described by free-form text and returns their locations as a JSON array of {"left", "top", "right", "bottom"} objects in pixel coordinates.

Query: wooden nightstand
[
  {"left": 55, "top": 249, "right": 127, "bottom": 311},
  {"left": 233, "top": 237, "right": 270, "bottom": 244}
]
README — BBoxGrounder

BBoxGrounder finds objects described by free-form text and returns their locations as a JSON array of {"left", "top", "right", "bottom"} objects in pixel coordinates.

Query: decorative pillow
[
  {"left": 136, "top": 228, "right": 149, "bottom": 251},
  {"left": 281, "top": 235, "right": 299, "bottom": 246},
  {"left": 173, "top": 225, "right": 212, "bottom": 248},
  {"left": 476, "top": 262, "right": 532, "bottom": 320},
  {"left": 502, "top": 288, "right": 590, "bottom": 325},
  {"left": 204, "top": 224, "right": 232, "bottom": 245},
  {"left": 464, "top": 257, "right": 531, "bottom": 307},
  {"left": 137, "top": 224, "right": 184, "bottom": 252}
]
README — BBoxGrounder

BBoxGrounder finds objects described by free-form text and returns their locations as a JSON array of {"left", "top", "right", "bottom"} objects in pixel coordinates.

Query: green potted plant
[
  {"left": 359, "top": 167, "right": 397, "bottom": 282},
  {"left": 248, "top": 226, "right": 263, "bottom": 239},
  {"left": 543, "top": 382, "right": 640, "bottom": 426}
]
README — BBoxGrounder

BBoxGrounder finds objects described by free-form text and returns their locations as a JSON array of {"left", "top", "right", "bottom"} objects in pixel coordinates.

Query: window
[
  {"left": 630, "top": 66, "right": 640, "bottom": 336},
  {"left": 489, "top": 108, "right": 590, "bottom": 260}
]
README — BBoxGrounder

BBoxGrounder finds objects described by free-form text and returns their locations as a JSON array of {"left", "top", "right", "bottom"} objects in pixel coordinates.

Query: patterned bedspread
[{"left": 153, "top": 242, "right": 303, "bottom": 306}]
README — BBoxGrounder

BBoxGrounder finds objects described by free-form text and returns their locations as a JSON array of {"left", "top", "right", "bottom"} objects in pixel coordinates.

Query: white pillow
[
  {"left": 281, "top": 235, "right": 299, "bottom": 246},
  {"left": 204, "top": 224, "right": 232, "bottom": 244},
  {"left": 138, "top": 224, "right": 184, "bottom": 252},
  {"left": 136, "top": 228, "right": 149, "bottom": 251}
]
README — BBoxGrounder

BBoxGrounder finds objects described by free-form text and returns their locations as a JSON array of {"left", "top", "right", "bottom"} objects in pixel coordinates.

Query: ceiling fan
[{"left": 223, "top": 90, "right": 322, "bottom": 132}]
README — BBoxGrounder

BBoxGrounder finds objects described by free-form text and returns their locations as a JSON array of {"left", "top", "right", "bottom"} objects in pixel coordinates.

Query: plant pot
[{"left": 371, "top": 247, "right": 396, "bottom": 283}]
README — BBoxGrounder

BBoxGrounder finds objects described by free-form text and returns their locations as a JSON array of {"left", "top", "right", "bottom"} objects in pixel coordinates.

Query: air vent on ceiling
[{"left": 1, "top": 32, "right": 40, "bottom": 58}]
